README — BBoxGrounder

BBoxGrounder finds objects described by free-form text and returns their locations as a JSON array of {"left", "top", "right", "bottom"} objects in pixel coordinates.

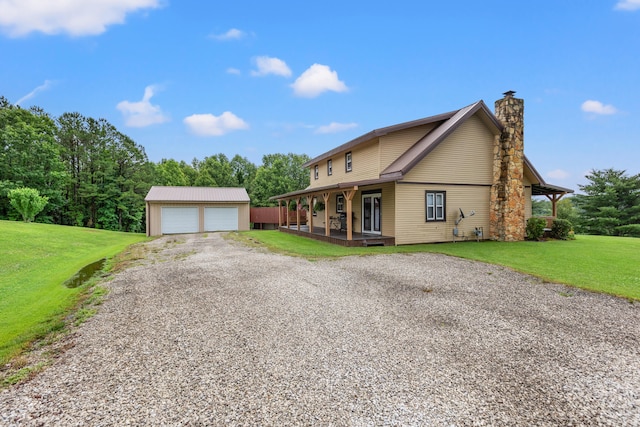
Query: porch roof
[
  {"left": 524, "top": 157, "right": 574, "bottom": 196},
  {"left": 270, "top": 176, "right": 398, "bottom": 200}
]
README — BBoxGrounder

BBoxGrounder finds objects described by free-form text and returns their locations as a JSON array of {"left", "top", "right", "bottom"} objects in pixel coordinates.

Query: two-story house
[{"left": 272, "top": 92, "right": 572, "bottom": 246}]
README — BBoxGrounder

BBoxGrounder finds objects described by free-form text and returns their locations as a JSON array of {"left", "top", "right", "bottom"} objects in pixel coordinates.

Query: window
[
  {"left": 336, "top": 194, "right": 345, "bottom": 213},
  {"left": 426, "top": 191, "right": 446, "bottom": 221},
  {"left": 345, "top": 152, "right": 352, "bottom": 172},
  {"left": 327, "top": 159, "right": 333, "bottom": 176},
  {"left": 314, "top": 165, "right": 319, "bottom": 180}
]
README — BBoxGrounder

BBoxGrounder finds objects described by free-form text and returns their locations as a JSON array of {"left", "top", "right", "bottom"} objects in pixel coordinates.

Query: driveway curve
[{"left": 1, "top": 233, "right": 639, "bottom": 426}]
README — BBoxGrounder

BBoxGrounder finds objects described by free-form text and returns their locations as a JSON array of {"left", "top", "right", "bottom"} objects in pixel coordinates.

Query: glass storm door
[{"left": 362, "top": 193, "right": 381, "bottom": 234}]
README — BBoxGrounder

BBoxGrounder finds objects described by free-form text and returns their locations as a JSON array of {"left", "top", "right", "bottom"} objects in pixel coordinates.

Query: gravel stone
[{"left": 1, "top": 233, "right": 639, "bottom": 426}]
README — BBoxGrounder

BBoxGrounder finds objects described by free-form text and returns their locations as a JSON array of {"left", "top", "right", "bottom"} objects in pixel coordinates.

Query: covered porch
[
  {"left": 532, "top": 182, "right": 574, "bottom": 216},
  {"left": 271, "top": 178, "right": 396, "bottom": 247}
]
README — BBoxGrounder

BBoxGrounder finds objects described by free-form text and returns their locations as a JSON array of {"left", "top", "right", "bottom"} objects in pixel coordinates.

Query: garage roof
[{"left": 145, "top": 186, "right": 250, "bottom": 202}]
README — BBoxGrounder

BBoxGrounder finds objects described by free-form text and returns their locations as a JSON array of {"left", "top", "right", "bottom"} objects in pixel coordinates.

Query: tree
[
  {"left": 8, "top": 187, "right": 48, "bottom": 222},
  {"left": 250, "top": 153, "right": 310, "bottom": 206},
  {"left": 156, "top": 158, "right": 189, "bottom": 186},
  {"left": 531, "top": 198, "right": 551, "bottom": 216},
  {"left": 193, "top": 154, "right": 239, "bottom": 187},
  {"left": 573, "top": 168, "right": 640, "bottom": 236},
  {"left": 56, "top": 112, "right": 151, "bottom": 231},
  {"left": 230, "top": 155, "right": 257, "bottom": 189},
  {"left": 0, "top": 100, "right": 67, "bottom": 222}
]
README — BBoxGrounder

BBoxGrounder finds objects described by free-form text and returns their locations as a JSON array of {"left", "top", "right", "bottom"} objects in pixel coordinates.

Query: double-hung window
[
  {"left": 327, "top": 159, "right": 333, "bottom": 176},
  {"left": 314, "top": 165, "right": 319, "bottom": 180},
  {"left": 345, "top": 152, "right": 352, "bottom": 172},
  {"left": 426, "top": 191, "right": 446, "bottom": 221},
  {"left": 336, "top": 194, "right": 345, "bottom": 213}
]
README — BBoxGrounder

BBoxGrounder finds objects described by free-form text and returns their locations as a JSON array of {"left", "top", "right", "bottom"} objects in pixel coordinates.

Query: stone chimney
[{"left": 490, "top": 91, "right": 525, "bottom": 241}]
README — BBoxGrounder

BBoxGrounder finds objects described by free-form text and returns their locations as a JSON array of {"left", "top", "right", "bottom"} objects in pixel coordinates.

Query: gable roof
[
  {"left": 145, "top": 186, "right": 250, "bottom": 202},
  {"left": 302, "top": 109, "right": 462, "bottom": 168},
  {"left": 380, "top": 101, "right": 501, "bottom": 179}
]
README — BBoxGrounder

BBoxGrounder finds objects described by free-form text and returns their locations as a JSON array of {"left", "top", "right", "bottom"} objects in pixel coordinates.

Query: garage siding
[{"left": 147, "top": 202, "right": 250, "bottom": 236}]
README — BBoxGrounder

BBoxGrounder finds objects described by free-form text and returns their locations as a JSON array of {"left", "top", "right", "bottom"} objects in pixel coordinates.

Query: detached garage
[{"left": 145, "top": 186, "right": 250, "bottom": 237}]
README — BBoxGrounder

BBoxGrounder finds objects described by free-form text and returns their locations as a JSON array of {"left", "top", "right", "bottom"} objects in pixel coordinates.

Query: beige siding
[
  {"left": 309, "top": 139, "right": 380, "bottom": 189},
  {"left": 524, "top": 186, "right": 533, "bottom": 220},
  {"left": 379, "top": 124, "right": 436, "bottom": 171},
  {"left": 147, "top": 202, "right": 249, "bottom": 236},
  {"left": 403, "top": 115, "right": 494, "bottom": 185},
  {"left": 395, "top": 184, "right": 491, "bottom": 245}
]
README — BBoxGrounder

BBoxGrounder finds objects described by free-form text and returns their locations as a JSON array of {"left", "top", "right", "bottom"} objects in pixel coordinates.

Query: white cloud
[
  {"left": 183, "top": 112, "right": 249, "bottom": 136},
  {"left": 615, "top": 0, "right": 640, "bottom": 11},
  {"left": 16, "top": 80, "right": 54, "bottom": 105},
  {"left": 226, "top": 67, "right": 241, "bottom": 75},
  {"left": 116, "top": 85, "right": 169, "bottom": 128},
  {"left": 315, "top": 122, "right": 358, "bottom": 134},
  {"left": 291, "top": 64, "right": 348, "bottom": 98},
  {"left": 546, "top": 169, "right": 570, "bottom": 180},
  {"left": 0, "top": 0, "right": 161, "bottom": 37},
  {"left": 210, "top": 28, "right": 245, "bottom": 41},
  {"left": 251, "top": 56, "right": 292, "bottom": 77},
  {"left": 581, "top": 100, "right": 618, "bottom": 115}
]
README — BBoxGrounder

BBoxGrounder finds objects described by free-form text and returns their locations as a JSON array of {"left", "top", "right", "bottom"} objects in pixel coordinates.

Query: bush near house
[
  {"left": 551, "top": 218, "right": 573, "bottom": 240},
  {"left": 526, "top": 217, "right": 546, "bottom": 240}
]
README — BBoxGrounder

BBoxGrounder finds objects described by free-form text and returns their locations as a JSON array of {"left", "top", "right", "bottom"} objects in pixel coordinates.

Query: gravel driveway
[{"left": 1, "top": 233, "right": 639, "bottom": 426}]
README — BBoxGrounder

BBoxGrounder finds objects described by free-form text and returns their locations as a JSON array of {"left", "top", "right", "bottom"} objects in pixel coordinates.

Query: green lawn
[
  {"left": 0, "top": 220, "right": 147, "bottom": 364},
  {"left": 236, "top": 231, "right": 640, "bottom": 300}
]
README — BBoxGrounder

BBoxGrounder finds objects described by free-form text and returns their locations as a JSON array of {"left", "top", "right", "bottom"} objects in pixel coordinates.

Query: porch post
[
  {"left": 286, "top": 199, "right": 290, "bottom": 228},
  {"left": 277, "top": 200, "right": 282, "bottom": 227},
  {"left": 545, "top": 193, "right": 565, "bottom": 217},
  {"left": 343, "top": 187, "right": 357, "bottom": 241},
  {"left": 295, "top": 197, "right": 301, "bottom": 231},
  {"left": 322, "top": 192, "right": 331, "bottom": 237},
  {"left": 307, "top": 194, "right": 314, "bottom": 233}
]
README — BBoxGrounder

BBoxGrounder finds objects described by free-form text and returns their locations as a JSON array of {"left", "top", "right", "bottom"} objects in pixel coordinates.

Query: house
[
  {"left": 145, "top": 186, "right": 250, "bottom": 236},
  {"left": 271, "top": 92, "right": 572, "bottom": 246}
]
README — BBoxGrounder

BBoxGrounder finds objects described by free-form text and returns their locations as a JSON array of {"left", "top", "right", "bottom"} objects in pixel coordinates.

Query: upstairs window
[
  {"left": 327, "top": 159, "right": 333, "bottom": 176},
  {"left": 314, "top": 165, "right": 319, "bottom": 180},
  {"left": 345, "top": 152, "right": 352, "bottom": 172},
  {"left": 426, "top": 191, "right": 446, "bottom": 221}
]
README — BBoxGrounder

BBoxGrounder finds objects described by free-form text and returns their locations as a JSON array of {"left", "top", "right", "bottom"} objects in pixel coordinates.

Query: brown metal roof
[{"left": 145, "top": 186, "right": 250, "bottom": 202}]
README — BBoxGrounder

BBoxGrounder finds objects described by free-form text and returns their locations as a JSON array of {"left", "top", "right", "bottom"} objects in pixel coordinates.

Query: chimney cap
[{"left": 503, "top": 90, "right": 516, "bottom": 98}]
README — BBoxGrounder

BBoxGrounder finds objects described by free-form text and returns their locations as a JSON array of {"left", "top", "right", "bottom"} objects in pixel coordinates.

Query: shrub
[
  {"left": 526, "top": 217, "right": 547, "bottom": 241},
  {"left": 551, "top": 218, "right": 573, "bottom": 240},
  {"left": 616, "top": 224, "right": 640, "bottom": 237}
]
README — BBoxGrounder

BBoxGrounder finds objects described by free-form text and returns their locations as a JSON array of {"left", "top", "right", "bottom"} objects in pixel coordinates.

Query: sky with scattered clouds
[{"left": 1, "top": 0, "right": 638, "bottom": 191}]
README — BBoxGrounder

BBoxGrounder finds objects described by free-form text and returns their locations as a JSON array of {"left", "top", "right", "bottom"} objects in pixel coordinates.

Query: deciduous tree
[{"left": 8, "top": 187, "right": 48, "bottom": 222}]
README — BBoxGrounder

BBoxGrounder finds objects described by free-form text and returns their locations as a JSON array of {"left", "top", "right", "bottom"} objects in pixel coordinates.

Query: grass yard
[
  {"left": 0, "top": 220, "right": 147, "bottom": 365},
  {"left": 236, "top": 231, "right": 640, "bottom": 301}
]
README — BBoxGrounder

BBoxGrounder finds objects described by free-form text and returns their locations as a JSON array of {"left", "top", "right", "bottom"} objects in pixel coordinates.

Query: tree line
[{"left": 0, "top": 97, "right": 309, "bottom": 232}]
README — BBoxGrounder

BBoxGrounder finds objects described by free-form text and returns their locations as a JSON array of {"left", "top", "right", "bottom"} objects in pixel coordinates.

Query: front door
[{"left": 362, "top": 193, "right": 381, "bottom": 234}]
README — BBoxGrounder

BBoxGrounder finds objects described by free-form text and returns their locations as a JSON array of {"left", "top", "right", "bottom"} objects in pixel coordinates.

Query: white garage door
[
  {"left": 204, "top": 207, "right": 238, "bottom": 231},
  {"left": 161, "top": 207, "right": 199, "bottom": 234}
]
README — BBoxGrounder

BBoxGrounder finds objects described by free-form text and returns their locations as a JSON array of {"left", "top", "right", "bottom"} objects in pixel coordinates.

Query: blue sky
[{"left": 1, "top": 0, "right": 638, "bottom": 191}]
